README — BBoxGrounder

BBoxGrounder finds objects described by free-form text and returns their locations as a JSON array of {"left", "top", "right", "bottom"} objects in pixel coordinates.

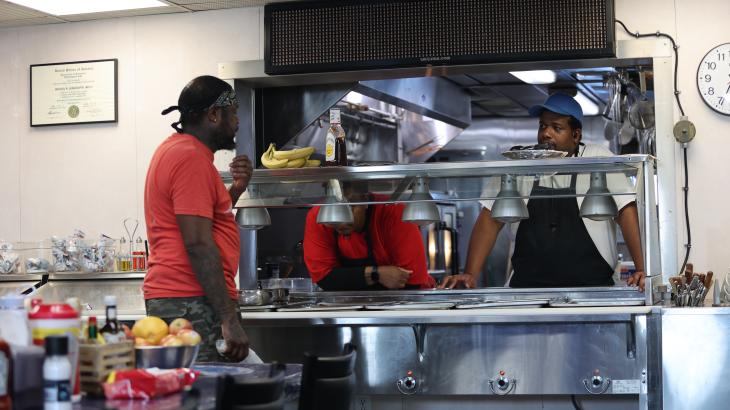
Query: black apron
[
  {"left": 334, "top": 205, "right": 419, "bottom": 290},
  {"left": 510, "top": 174, "right": 614, "bottom": 288}
]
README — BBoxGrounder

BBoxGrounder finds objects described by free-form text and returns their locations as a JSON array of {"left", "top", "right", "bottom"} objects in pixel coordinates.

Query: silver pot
[{"left": 238, "top": 289, "right": 272, "bottom": 306}]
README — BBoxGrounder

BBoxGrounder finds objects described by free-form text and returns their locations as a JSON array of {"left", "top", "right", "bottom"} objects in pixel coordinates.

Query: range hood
[{"left": 253, "top": 72, "right": 471, "bottom": 163}]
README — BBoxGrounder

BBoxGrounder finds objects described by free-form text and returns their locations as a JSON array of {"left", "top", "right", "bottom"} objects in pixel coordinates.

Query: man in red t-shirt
[
  {"left": 304, "top": 187, "right": 435, "bottom": 291},
  {"left": 144, "top": 76, "right": 252, "bottom": 362}
]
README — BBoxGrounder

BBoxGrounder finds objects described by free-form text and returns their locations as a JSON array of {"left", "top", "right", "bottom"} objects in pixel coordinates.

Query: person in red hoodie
[{"left": 304, "top": 185, "right": 435, "bottom": 291}]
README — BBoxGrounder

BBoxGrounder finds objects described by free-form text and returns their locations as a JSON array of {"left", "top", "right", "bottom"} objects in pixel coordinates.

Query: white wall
[
  {"left": 0, "top": 8, "right": 262, "bottom": 242},
  {"left": 615, "top": 0, "right": 730, "bottom": 276},
  {"left": 1, "top": 1, "right": 729, "bottom": 277}
]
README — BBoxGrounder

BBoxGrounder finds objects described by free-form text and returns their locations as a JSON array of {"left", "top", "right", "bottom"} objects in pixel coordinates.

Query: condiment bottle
[
  {"left": 100, "top": 296, "right": 123, "bottom": 344},
  {"left": 116, "top": 238, "right": 130, "bottom": 272},
  {"left": 325, "top": 109, "right": 347, "bottom": 166},
  {"left": 132, "top": 237, "right": 146, "bottom": 271},
  {"left": 87, "top": 316, "right": 98, "bottom": 342},
  {"left": 43, "top": 335, "right": 71, "bottom": 410},
  {"left": 0, "top": 338, "right": 12, "bottom": 410}
]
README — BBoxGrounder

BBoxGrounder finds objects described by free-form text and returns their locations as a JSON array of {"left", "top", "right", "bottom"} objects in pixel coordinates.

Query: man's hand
[
  {"left": 378, "top": 266, "right": 412, "bottom": 289},
  {"left": 627, "top": 270, "right": 646, "bottom": 292},
  {"left": 438, "top": 274, "right": 477, "bottom": 289},
  {"left": 221, "top": 317, "right": 250, "bottom": 362},
  {"left": 229, "top": 155, "right": 253, "bottom": 194}
]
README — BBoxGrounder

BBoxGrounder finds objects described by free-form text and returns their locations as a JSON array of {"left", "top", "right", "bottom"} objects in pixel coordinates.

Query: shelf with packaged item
[{"left": 226, "top": 155, "right": 651, "bottom": 209}]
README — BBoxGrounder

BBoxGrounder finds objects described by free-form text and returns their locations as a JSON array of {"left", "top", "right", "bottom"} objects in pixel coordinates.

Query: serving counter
[{"left": 235, "top": 287, "right": 658, "bottom": 409}]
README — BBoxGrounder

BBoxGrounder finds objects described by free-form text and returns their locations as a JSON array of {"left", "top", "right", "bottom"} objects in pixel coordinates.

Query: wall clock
[{"left": 697, "top": 43, "right": 730, "bottom": 116}]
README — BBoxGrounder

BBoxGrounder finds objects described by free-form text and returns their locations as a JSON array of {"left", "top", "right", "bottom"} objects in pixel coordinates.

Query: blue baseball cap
[{"left": 528, "top": 93, "right": 583, "bottom": 127}]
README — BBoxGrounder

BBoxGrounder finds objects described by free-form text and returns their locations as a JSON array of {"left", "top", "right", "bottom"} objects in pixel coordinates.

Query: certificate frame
[{"left": 30, "top": 59, "right": 118, "bottom": 127}]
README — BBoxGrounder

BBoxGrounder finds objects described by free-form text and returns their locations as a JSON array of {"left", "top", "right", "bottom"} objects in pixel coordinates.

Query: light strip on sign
[
  {"left": 574, "top": 91, "right": 601, "bottom": 116},
  {"left": 7, "top": 0, "right": 167, "bottom": 16},
  {"left": 509, "top": 70, "right": 557, "bottom": 85}
]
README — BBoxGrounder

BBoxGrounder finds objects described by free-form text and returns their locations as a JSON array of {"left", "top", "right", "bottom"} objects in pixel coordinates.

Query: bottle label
[
  {"left": 0, "top": 353, "right": 7, "bottom": 396},
  {"left": 44, "top": 379, "right": 71, "bottom": 402},
  {"left": 329, "top": 109, "right": 341, "bottom": 124},
  {"left": 102, "top": 332, "right": 125, "bottom": 344},
  {"left": 325, "top": 129, "right": 336, "bottom": 161}
]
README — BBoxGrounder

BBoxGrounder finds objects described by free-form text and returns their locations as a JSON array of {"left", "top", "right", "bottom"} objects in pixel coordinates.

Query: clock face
[{"left": 697, "top": 42, "right": 730, "bottom": 116}]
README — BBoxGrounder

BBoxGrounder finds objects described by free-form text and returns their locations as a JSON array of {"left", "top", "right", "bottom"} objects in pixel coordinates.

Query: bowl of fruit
[{"left": 132, "top": 316, "right": 202, "bottom": 369}]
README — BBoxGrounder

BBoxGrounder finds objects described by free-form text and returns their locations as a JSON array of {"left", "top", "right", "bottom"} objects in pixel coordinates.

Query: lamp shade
[
  {"left": 316, "top": 203, "right": 354, "bottom": 225},
  {"left": 316, "top": 179, "right": 354, "bottom": 225},
  {"left": 236, "top": 207, "right": 271, "bottom": 230},
  {"left": 580, "top": 172, "right": 618, "bottom": 221},
  {"left": 490, "top": 174, "right": 529, "bottom": 223},
  {"left": 235, "top": 185, "right": 271, "bottom": 230},
  {"left": 402, "top": 177, "right": 440, "bottom": 226}
]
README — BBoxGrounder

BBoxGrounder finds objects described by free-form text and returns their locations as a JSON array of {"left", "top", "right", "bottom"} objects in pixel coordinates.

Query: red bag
[{"left": 103, "top": 368, "right": 199, "bottom": 400}]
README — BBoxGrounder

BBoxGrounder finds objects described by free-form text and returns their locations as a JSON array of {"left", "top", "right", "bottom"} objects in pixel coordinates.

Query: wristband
[{"left": 370, "top": 266, "right": 380, "bottom": 284}]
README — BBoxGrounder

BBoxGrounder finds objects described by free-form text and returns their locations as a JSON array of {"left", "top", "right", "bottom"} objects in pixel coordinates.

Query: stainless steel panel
[
  {"left": 662, "top": 308, "right": 730, "bottom": 410},
  {"left": 355, "top": 78, "right": 470, "bottom": 129},
  {"left": 363, "top": 395, "right": 638, "bottom": 409},
  {"left": 34, "top": 279, "right": 144, "bottom": 313},
  {"left": 243, "top": 316, "right": 651, "bottom": 396},
  {"left": 259, "top": 83, "right": 353, "bottom": 151},
  {"left": 234, "top": 81, "right": 259, "bottom": 289},
  {"left": 219, "top": 56, "right": 654, "bottom": 89},
  {"left": 240, "top": 155, "right": 647, "bottom": 187}
]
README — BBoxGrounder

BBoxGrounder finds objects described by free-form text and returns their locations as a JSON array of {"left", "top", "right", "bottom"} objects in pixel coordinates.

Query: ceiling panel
[
  {"left": 0, "top": 0, "right": 298, "bottom": 27},
  {"left": 0, "top": 1, "right": 45, "bottom": 20},
  {"left": 61, "top": 6, "right": 183, "bottom": 22},
  {"left": 0, "top": 15, "right": 60, "bottom": 27},
  {"left": 169, "top": 0, "right": 290, "bottom": 8}
]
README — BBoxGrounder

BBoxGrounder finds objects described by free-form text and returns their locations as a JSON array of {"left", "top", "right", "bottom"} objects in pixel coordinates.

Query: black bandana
[{"left": 161, "top": 90, "right": 238, "bottom": 132}]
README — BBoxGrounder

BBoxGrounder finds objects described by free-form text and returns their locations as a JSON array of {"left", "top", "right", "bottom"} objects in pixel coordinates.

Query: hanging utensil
[{"left": 123, "top": 218, "right": 139, "bottom": 255}]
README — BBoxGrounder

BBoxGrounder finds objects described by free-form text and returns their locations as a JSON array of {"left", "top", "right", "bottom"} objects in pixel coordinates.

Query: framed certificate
[{"left": 30, "top": 59, "right": 118, "bottom": 126}]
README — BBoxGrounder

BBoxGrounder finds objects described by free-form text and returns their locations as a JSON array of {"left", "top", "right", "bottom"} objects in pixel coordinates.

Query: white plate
[
  {"left": 364, "top": 302, "right": 455, "bottom": 310},
  {"left": 501, "top": 150, "right": 568, "bottom": 160}
]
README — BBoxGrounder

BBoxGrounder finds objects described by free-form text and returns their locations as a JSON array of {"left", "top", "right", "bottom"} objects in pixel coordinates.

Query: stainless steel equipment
[
  {"left": 222, "top": 38, "right": 680, "bottom": 410},
  {"left": 240, "top": 287, "right": 658, "bottom": 408}
]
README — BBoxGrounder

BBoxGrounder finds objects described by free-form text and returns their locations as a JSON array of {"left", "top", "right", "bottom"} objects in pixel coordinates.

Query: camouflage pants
[{"left": 145, "top": 296, "right": 242, "bottom": 363}]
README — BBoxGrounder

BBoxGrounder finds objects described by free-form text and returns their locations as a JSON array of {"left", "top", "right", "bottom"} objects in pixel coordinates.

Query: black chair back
[
  {"left": 298, "top": 344, "right": 357, "bottom": 410},
  {"left": 217, "top": 363, "right": 287, "bottom": 410}
]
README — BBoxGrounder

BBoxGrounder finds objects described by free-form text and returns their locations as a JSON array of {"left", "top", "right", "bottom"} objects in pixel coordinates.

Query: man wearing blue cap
[{"left": 440, "top": 93, "right": 646, "bottom": 291}]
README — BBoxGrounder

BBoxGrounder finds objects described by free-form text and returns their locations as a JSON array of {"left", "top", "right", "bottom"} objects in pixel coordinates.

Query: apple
[
  {"left": 161, "top": 335, "right": 184, "bottom": 347},
  {"left": 177, "top": 329, "right": 202, "bottom": 346},
  {"left": 135, "top": 337, "right": 152, "bottom": 347},
  {"left": 168, "top": 318, "right": 193, "bottom": 335}
]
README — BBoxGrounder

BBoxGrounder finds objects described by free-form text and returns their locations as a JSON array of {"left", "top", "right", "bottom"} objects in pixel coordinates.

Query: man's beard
[{"left": 212, "top": 128, "right": 236, "bottom": 152}]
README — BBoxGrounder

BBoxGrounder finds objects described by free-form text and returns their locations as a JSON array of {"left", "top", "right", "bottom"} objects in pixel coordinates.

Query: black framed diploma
[{"left": 30, "top": 59, "right": 118, "bottom": 126}]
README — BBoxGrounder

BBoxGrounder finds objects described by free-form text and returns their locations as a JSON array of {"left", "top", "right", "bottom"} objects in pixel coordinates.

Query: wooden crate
[{"left": 79, "top": 341, "right": 135, "bottom": 395}]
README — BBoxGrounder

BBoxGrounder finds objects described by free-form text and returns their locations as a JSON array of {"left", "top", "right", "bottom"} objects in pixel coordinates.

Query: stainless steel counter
[
  {"left": 239, "top": 288, "right": 660, "bottom": 409},
  {"left": 662, "top": 307, "right": 730, "bottom": 410}
]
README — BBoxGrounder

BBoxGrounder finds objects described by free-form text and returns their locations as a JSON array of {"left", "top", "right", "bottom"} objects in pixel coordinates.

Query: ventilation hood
[{"left": 229, "top": 61, "right": 471, "bottom": 164}]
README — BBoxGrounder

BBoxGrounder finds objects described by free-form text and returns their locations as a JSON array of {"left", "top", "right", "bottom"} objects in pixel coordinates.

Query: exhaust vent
[{"left": 265, "top": 0, "right": 615, "bottom": 75}]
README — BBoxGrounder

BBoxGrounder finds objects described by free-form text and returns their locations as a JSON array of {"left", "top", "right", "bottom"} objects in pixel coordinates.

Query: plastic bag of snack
[
  {"left": 102, "top": 368, "right": 199, "bottom": 400},
  {"left": 0, "top": 241, "right": 20, "bottom": 274}
]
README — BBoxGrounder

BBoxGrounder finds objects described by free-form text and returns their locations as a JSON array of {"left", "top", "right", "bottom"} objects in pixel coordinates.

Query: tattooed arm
[{"left": 176, "top": 215, "right": 249, "bottom": 361}]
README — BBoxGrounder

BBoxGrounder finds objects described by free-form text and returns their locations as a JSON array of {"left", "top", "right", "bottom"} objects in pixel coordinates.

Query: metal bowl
[
  {"left": 238, "top": 289, "right": 272, "bottom": 306},
  {"left": 135, "top": 345, "right": 200, "bottom": 369}
]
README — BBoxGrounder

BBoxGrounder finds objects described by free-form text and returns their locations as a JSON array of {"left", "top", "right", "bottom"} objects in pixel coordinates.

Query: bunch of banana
[{"left": 260, "top": 143, "right": 321, "bottom": 169}]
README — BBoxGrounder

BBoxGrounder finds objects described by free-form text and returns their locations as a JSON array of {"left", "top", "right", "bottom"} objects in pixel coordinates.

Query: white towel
[{"left": 240, "top": 348, "right": 264, "bottom": 364}]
